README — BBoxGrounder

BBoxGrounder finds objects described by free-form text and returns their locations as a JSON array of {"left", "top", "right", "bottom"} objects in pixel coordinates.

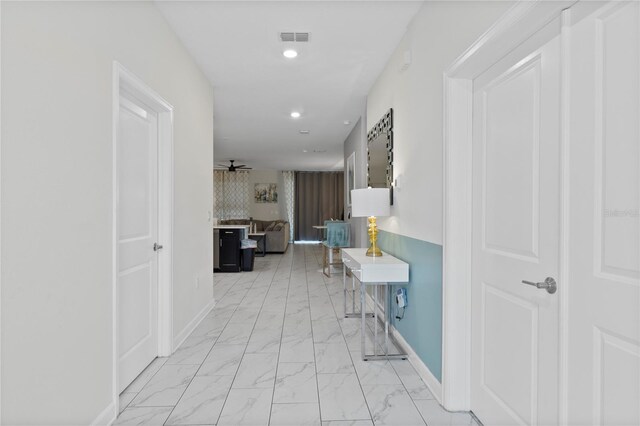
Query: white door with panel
[
  {"left": 567, "top": 2, "right": 640, "bottom": 424},
  {"left": 470, "top": 2, "right": 640, "bottom": 425},
  {"left": 117, "top": 92, "right": 160, "bottom": 393},
  {"left": 471, "top": 22, "right": 561, "bottom": 425}
]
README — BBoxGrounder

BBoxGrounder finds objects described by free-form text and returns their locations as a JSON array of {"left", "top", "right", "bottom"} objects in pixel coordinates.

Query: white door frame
[
  {"left": 0, "top": 3, "right": 3, "bottom": 423},
  {"left": 441, "top": 0, "right": 576, "bottom": 414},
  {"left": 112, "top": 62, "right": 174, "bottom": 413}
]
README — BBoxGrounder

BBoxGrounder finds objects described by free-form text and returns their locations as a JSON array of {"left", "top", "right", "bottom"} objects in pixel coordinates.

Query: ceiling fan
[{"left": 215, "top": 160, "right": 252, "bottom": 172}]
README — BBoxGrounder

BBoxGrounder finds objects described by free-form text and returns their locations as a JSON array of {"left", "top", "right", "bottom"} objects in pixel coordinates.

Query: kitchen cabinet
[{"left": 213, "top": 226, "right": 248, "bottom": 272}]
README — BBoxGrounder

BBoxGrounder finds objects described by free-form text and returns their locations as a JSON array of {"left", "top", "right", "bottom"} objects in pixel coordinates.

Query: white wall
[
  {"left": 248, "top": 170, "right": 283, "bottom": 221},
  {"left": 1, "top": 2, "right": 214, "bottom": 424},
  {"left": 367, "top": 1, "right": 514, "bottom": 244},
  {"left": 343, "top": 116, "right": 369, "bottom": 248}
]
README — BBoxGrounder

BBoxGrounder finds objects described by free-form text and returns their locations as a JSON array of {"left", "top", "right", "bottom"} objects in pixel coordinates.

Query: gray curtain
[{"left": 294, "top": 171, "right": 344, "bottom": 241}]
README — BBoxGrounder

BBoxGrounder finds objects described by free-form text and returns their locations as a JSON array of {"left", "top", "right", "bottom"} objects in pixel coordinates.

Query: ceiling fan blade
[
  {"left": 238, "top": 167, "right": 253, "bottom": 170},
  {"left": 234, "top": 164, "right": 247, "bottom": 168},
  {"left": 216, "top": 164, "right": 230, "bottom": 167}
]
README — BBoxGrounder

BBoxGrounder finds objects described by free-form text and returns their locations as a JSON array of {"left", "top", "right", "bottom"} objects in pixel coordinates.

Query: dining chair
[{"left": 322, "top": 221, "right": 350, "bottom": 277}]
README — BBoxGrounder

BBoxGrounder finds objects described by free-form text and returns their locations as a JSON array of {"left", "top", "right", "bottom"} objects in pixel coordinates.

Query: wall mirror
[{"left": 367, "top": 108, "right": 393, "bottom": 204}]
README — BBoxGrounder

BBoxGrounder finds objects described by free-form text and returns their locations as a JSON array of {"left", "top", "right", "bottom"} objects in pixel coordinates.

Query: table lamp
[{"left": 351, "top": 188, "right": 390, "bottom": 257}]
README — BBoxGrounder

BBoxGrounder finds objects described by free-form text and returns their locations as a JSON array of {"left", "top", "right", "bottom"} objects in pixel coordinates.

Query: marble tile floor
[{"left": 115, "top": 244, "right": 479, "bottom": 426}]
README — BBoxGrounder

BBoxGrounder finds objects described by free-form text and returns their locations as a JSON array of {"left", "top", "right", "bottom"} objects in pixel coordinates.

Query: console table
[{"left": 342, "top": 248, "right": 409, "bottom": 361}]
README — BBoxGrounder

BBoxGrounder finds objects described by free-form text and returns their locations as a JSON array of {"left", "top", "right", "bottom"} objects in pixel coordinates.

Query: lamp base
[
  {"left": 366, "top": 245, "right": 383, "bottom": 257},
  {"left": 366, "top": 216, "right": 383, "bottom": 257}
]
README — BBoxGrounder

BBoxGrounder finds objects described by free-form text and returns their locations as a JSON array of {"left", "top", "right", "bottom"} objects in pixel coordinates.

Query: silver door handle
[
  {"left": 522, "top": 277, "right": 557, "bottom": 294},
  {"left": 153, "top": 243, "right": 164, "bottom": 251}
]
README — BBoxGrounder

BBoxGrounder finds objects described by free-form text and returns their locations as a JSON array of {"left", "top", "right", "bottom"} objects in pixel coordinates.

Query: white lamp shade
[{"left": 351, "top": 188, "right": 390, "bottom": 217}]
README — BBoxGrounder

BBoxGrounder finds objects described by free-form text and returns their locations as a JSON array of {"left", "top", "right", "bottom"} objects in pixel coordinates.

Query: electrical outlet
[
  {"left": 396, "top": 288, "right": 407, "bottom": 308},
  {"left": 195, "top": 276, "right": 200, "bottom": 289}
]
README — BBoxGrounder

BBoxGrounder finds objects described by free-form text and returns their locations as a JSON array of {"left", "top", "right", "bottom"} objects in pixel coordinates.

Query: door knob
[
  {"left": 153, "top": 243, "right": 164, "bottom": 251},
  {"left": 522, "top": 277, "right": 557, "bottom": 294}
]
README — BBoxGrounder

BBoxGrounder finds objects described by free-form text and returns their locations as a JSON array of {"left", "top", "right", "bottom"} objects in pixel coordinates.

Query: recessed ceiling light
[
  {"left": 290, "top": 111, "right": 301, "bottom": 118},
  {"left": 299, "top": 130, "right": 310, "bottom": 134},
  {"left": 303, "top": 149, "right": 308, "bottom": 153},
  {"left": 344, "top": 120, "right": 351, "bottom": 125},
  {"left": 283, "top": 49, "right": 298, "bottom": 59}
]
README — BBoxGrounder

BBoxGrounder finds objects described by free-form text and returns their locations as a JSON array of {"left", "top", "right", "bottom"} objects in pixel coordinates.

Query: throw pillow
[
  {"left": 265, "top": 222, "right": 276, "bottom": 231},
  {"left": 273, "top": 223, "right": 284, "bottom": 231}
]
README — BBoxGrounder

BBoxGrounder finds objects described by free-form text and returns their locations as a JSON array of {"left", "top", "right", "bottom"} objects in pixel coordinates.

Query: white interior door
[
  {"left": 567, "top": 2, "right": 640, "bottom": 424},
  {"left": 471, "top": 21, "right": 561, "bottom": 425},
  {"left": 117, "top": 92, "right": 159, "bottom": 393}
]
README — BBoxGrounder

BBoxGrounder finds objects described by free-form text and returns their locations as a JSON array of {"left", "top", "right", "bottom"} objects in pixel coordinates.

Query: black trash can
[{"left": 241, "top": 239, "right": 257, "bottom": 271}]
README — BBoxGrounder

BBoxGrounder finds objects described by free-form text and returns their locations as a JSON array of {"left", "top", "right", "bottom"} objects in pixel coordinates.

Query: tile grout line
[
  {"left": 318, "top": 245, "right": 376, "bottom": 425},
  {"left": 214, "top": 253, "right": 286, "bottom": 425},
  {"left": 267, "top": 248, "right": 295, "bottom": 425},
  {"left": 308, "top": 244, "right": 374, "bottom": 423},
  {"left": 160, "top": 273, "right": 255, "bottom": 425},
  {"left": 153, "top": 259, "right": 261, "bottom": 424},
  {"left": 306, "top": 245, "right": 326, "bottom": 425}
]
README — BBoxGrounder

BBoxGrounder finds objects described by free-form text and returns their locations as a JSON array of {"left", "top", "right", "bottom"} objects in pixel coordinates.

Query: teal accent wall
[{"left": 377, "top": 230, "right": 443, "bottom": 382}]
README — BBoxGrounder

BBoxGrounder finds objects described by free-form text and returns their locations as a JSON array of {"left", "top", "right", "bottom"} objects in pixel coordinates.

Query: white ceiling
[{"left": 156, "top": 1, "right": 423, "bottom": 171}]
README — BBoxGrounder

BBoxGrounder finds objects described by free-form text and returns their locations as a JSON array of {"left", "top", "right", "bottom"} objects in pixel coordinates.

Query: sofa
[{"left": 219, "top": 219, "right": 290, "bottom": 253}]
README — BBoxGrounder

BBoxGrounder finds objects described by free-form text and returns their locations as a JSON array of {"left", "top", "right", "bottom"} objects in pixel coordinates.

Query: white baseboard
[
  {"left": 363, "top": 292, "right": 443, "bottom": 404},
  {"left": 91, "top": 399, "right": 116, "bottom": 426},
  {"left": 173, "top": 298, "right": 216, "bottom": 350},
  {"left": 103, "top": 300, "right": 215, "bottom": 426},
  {"left": 389, "top": 324, "right": 443, "bottom": 404}
]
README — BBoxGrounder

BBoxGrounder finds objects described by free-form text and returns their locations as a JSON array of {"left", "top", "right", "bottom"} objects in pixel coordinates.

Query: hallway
[{"left": 115, "top": 245, "right": 475, "bottom": 425}]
